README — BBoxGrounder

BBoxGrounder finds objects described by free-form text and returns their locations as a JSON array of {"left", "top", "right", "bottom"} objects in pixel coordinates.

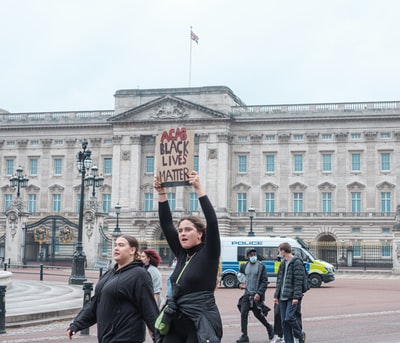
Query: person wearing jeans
[{"left": 273, "top": 242, "right": 306, "bottom": 343}]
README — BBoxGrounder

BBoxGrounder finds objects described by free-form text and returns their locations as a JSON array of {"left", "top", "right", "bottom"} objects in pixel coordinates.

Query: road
[{"left": 2, "top": 271, "right": 400, "bottom": 342}]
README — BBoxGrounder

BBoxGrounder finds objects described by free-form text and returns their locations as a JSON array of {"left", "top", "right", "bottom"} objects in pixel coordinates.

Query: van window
[
  {"left": 238, "top": 247, "right": 281, "bottom": 262},
  {"left": 293, "top": 247, "right": 310, "bottom": 262}
]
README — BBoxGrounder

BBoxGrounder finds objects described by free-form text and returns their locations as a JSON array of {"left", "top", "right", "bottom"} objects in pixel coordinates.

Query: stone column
[
  {"left": 392, "top": 206, "right": 400, "bottom": 274},
  {"left": 5, "top": 201, "right": 29, "bottom": 266}
]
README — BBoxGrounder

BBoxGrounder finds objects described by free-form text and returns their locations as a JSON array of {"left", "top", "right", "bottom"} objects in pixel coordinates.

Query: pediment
[
  {"left": 346, "top": 181, "right": 365, "bottom": 190},
  {"left": 233, "top": 182, "right": 250, "bottom": 191},
  {"left": 108, "top": 95, "right": 230, "bottom": 122}
]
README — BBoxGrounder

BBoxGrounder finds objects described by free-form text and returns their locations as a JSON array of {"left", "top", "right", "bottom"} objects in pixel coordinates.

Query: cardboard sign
[{"left": 155, "top": 128, "right": 194, "bottom": 187}]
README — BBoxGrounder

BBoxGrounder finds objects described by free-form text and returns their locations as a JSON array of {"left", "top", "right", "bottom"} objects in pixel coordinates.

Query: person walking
[
  {"left": 142, "top": 248, "right": 163, "bottom": 308},
  {"left": 67, "top": 235, "right": 159, "bottom": 343},
  {"left": 153, "top": 171, "right": 222, "bottom": 343},
  {"left": 236, "top": 248, "right": 274, "bottom": 343},
  {"left": 273, "top": 242, "right": 306, "bottom": 343}
]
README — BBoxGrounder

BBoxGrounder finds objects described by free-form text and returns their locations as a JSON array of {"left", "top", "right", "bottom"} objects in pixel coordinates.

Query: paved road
[{"left": 2, "top": 269, "right": 400, "bottom": 342}]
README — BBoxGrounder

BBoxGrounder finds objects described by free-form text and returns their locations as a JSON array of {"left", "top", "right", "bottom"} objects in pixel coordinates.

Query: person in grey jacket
[
  {"left": 273, "top": 242, "right": 306, "bottom": 343},
  {"left": 236, "top": 248, "right": 274, "bottom": 343}
]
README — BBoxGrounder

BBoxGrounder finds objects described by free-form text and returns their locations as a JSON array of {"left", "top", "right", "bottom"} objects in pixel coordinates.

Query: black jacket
[
  {"left": 273, "top": 256, "right": 304, "bottom": 301},
  {"left": 69, "top": 261, "right": 159, "bottom": 343}
]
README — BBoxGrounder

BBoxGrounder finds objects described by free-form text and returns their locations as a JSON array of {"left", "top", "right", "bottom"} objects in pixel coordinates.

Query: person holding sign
[{"left": 153, "top": 171, "right": 222, "bottom": 343}]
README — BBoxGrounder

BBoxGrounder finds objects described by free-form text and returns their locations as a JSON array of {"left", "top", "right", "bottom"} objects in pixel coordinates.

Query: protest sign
[{"left": 155, "top": 127, "right": 194, "bottom": 187}]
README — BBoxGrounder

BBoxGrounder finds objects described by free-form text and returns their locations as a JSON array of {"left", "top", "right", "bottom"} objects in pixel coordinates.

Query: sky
[{"left": 1, "top": 0, "right": 400, "bottom": 113}]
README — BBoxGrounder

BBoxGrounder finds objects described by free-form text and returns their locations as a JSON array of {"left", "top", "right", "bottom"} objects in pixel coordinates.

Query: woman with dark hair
[
  {"left": 67, "top": 235, "right": 159, "bottom": 343},
  {"left": 153, "top": 170, "right": 222, "bottom": 343},
  {"left": 141, "top": 248, "right": 163, "bottom": 307}
]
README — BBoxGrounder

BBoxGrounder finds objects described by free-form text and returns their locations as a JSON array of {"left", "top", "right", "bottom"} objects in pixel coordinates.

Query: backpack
[{"left": 302, "top": 261, "right": 310, "bottom": 293}]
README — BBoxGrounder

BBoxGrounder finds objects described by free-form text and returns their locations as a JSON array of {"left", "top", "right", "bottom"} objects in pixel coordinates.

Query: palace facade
[{"left": 1, "top": 86, "right": 400, "bottom": 271}]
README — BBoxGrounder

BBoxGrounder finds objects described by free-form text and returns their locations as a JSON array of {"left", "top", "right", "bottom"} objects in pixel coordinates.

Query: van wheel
[
  {"left": 309, "top": 273, "right": 322, "bottom": 288},
  {"left": 222, "top": 274, "right": 238, "bottom": 288}
]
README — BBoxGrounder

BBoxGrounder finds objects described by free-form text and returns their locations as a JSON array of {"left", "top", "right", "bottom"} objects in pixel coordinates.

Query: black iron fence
[{"left": 307, "top": 242, "right": 393, "bottom": 270}]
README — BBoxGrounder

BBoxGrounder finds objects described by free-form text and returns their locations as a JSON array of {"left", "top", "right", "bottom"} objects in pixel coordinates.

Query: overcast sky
[{"left": 1, "top": 0, "right": 399, "bottom": 113}]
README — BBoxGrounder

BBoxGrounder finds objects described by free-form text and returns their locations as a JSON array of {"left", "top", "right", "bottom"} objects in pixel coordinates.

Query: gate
[{"left": 24, "top": 215, "right": 78, "bottom": 266}]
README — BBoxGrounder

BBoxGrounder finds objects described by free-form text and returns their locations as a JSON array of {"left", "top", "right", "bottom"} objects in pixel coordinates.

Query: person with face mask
[{"left": 236, "top": 248, "right": 274, "bottom": 343}]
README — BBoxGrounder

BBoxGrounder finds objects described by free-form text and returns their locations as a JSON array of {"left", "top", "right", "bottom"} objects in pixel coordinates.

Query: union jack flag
[{"left": 191, "top": 30, "right": 199, "bottom": 44}]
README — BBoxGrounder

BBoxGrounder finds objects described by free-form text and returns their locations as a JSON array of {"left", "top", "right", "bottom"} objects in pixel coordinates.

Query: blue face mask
[{"left": 249, "top": 256, "right": 257, "bottom": 263}]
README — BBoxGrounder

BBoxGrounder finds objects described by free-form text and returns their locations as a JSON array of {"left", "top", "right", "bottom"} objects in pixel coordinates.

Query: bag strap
[{"left": 176, "top": 253, "right": 196, "bottom": 283}]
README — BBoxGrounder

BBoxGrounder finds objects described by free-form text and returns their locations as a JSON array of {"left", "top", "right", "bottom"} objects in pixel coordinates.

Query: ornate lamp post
[
  {"left": 85, "top": 165, "right": 104, "bottom": 197},
  {"left": 248, "top": 207, "right": 255, "bottom": 237},
  {"left": 69, "top": 140, "right": 92, "bottom": 285},
  {"left": 112, "top": 203, "right": 122, "bottom": 239},
  {"left": 10, "top": 166, "right": 29, "bottom": 198}
]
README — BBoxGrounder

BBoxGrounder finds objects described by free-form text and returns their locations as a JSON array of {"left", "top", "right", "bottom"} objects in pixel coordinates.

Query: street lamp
[
  {"left": 69, "top": 140, "right": 92, "bottom": 285},
  {"left": 10, "top": 166, "right": 29, "bottom": 198},
  {"left": 112, "top": 203, "right": 122, "bottom": 238},
  {"left": 248, "top": 207, "right": 255, "bottom": 236},
  {"left": 85, "top": 165, "right": 104, "bottom": 197}
]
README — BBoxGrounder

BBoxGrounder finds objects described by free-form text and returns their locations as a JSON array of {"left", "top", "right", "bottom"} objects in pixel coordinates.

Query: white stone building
[{"left": 1, "top": 86, "right": 400, "bottom": 271}]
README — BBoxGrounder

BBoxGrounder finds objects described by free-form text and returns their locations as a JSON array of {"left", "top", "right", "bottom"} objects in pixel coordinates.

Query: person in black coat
[
  {"left": 236, "top": 248, "right": 274, "bottom": 343},
  {"left": 67, "top": 235, "right": 159, "bottom": 343},
  {"left": 153, "top": 171, "right": 222, "bottom": 343},
  {"left": 273, "top": 242, "right": 306, "bottom": 343}
]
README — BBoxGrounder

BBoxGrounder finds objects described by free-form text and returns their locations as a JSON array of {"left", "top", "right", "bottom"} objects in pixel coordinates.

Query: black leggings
[{"left": 162, "top": 315, "right": 198, "bottom": 343}]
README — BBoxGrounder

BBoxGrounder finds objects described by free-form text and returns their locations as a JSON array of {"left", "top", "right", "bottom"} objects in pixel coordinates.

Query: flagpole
[{"left": 189, "top": 26, "right": 193, "bottom": 87}]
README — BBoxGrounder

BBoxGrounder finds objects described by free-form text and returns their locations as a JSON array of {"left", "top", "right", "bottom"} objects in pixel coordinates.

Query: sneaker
[
  {"left": 271, "top": 336, "right": 285, "bottom": 343},
  {"left": 236, "top": 334, "right": 250, "bottom": 343},
  {"left": 298, "top": 332, "right": 306, "bottom": 343}
]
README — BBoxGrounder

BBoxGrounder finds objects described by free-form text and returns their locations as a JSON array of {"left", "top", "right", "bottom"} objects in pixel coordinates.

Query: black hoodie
[{"left": 69, "top": 261, "right": 159, "bottom": 343}]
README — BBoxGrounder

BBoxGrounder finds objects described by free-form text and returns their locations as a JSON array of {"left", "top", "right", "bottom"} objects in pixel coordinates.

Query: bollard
[
  {"left": 0, "top": 285, "right": 6, "bottom": 334},
  {"left": 39, "top": 264, "right": 43, "bottom": 281},
  {"left": 80, "top": 282, "right": 93, "bottom": 336},
  {"left": 99, "top": 267, "right": 103, "bottom": 278},
  {"left": 3, "top": 263, "right": 6, "bottom": 272}
]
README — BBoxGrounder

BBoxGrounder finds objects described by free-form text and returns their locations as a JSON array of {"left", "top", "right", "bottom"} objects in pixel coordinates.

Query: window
[
  {"left": 351, "top": 153, "right": 361, "bottom": 172},
  {"left": 293, "top": 192, "right": 303, "bottom": 212},
  {"left": 382, "top": 244, "right": 391, "bottom": 257},
  {"left": 4, "top": 194, "right": 12, "bottom": 211},
  {"left": 167, "top": 193, "right": 176, "bottom": 211},
  {"left": 264, "top": 135, "right": 275, "bottom": 141},
  {"left": 265, "top": 193, "right": 275, "bottom": 213},
  {"left": 104, "top": 139, "right": 113, "bottom": 145},
  {"left": 52, "top": 194, "right": 61, "bottom": 212},
  {"left": 351, "top": 192, "right": 361, "bottom": 213},
  {"left": 351, "top": 133, "right": 361, "bottom": 139},
  {"left": 381, "top": 192, "right": 391, "bottom": 213},
  {"left": 322, "top": 154, "right": 332, "bottom": 172},
  {"left": 238, "top": 155, "right": 247, "bottom": 173},
  {"left": 189, "top": 192, "right": 199, "bottom": 212},
  {"left": 352, "top": 227, "right": 360, "bottom": 233},
  {"left": 102, "top": 226, "right": 109, "bottom": 255},
  {"left": 294, "top": 227, "right": 302, "bottom": 233},
  {"left": 380, "top": 132, "right": 391, "bottom": 139},
  {"left": 293, "top": 134, "right": 303, "bottom": 141},
  {"left": 265, "top": 227, "right": 273, "bottom": 234},
  {"left": 265, "top": 155, "right": 275, "bottom": 173},
  {"left": 28, "top": 194, "right": 37, "bottom": 212},
  {"left": 237, "top": 193, "right": 247, "bottom": 213},
  {"left": 30, "top": 159, "right": 38, "bottom": 175},
  {"left": 238, "top": 136, "right": 248, "bottom": 142},
  {"left": 194, "top": 155, "right": 199, "bottom": 172},
  {"left": 54, "top": 158, "right": 62, "bottom": 175},
  {"left": 353, "top": 243, "right": 361, "bottom": 257},
  {"left": 322, "top": 192, "right": 332, "bottom": 213},
  {"left": 293, "top": 154, "right": 303, "bottom": 172},
  {"left": 102, "top": 194, "right": 111, "bottom": 213},
  {"left": 145, "top": 156, "right": 154, "bottom": 174},
  {"left": 31, "top": 140, "right": 39, "bottom": 145},
  {"left": 104, "top": 158, "right": 112, "bottom": 175},
  {"left": 322, "top": 134, "right": 332, "bottom": 140},
  {"left": 238, "top": 227, "right": 246, "bottom": 233},
  {"left": 6, "top": 159, "right": 14, "bottom": 175},
  {"left": 55, "top": 139, "right": 63, "bottom": 145},
  {"left": 381, "top": 153, "right": 390, "bottom": 171},
  {"left": 144, "top": 193, "right": 153, "bottom": 211},
  {"left": 382, "top": 227, "right": 391, "bottom": 234}
]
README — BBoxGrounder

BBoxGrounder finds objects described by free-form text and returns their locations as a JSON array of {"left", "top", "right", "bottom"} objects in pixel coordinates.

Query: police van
[{"left": 220, "top": 236, "right": 335, "bottom": 288}]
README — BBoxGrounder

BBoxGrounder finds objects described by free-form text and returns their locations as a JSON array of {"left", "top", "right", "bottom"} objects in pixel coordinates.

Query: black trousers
[
  {"left": 163, "top": 314, "right": 198, "bottom": 343},
  {"left": 240, "top": 294, "right": 272, "bottom": 336}
]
